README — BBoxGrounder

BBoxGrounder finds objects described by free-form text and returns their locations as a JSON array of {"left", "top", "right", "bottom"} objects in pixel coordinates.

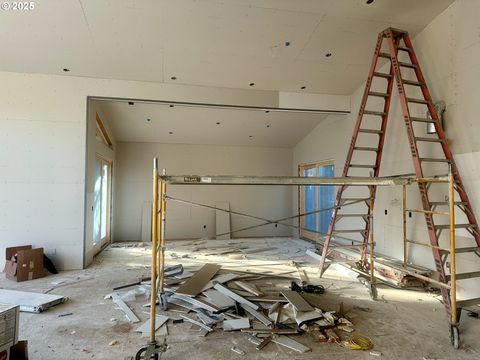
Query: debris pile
[{"left": 108, "top": 262, "right": 370, "bottom": 355}]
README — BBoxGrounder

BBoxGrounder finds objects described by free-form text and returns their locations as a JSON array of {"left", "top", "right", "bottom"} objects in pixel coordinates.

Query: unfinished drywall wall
[
  {"left": 114, "top": 142, "right": 293, "bottom": 241},
  {"left": 293, "top": 0, "right": 480, "bottom": 299},
  {"left": 0, "top": 71, "right": 281, "bottom": 270}
]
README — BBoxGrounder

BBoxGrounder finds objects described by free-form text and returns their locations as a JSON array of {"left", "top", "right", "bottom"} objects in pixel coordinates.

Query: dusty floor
[{"left": 2, "top": 237, "right": 480, "bottom": 360}]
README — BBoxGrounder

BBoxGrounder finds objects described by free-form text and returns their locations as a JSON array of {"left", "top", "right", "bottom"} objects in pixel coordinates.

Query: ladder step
[
  {"left": 349, "top": 164, "right": 376, "bottom": 169},
  {"left": 419, "top": 158, "right": 451, "bottom": 163},
  {"left": 410, "top": 116, "right": 435, "bottom": 123},
  {"left": 399, "top": 61, "right": 417, "bottom": 69},
  {"left": 378, "top": 52, "right": 390, "bottom": 59},
  {"left": 363, "top": 110, "right": 387, "bottom": 116},
  {"left": 414, "top": 137, "right": 445, "bottom": 143},
  {"left": 372, "top": 72, "right": 392, "bottom": 79},
  {"left": 368, "top": 91, "right": 389, "bottom": 98},
  {"left": 354, "top": 146, "right": 379, "bottom": 152},
  {"left": 455, "top": 246, "right": 480, "bottom": 254},
  {"left": 359, "top": 128, "right": 383, "bottom": 134},
  {"left": 333, "top": 229, "right": 366, "bottom": 234},
  {"left": 407, "top": 97, "right": 430, "bottom": 104},
  {"left": 340, "top": 198, "right": 370, "bottom": 203},
  {"left": 457, "top": 297, "right": 480, "bottom": 308},
  {"left": 446, "top": 271, "right": 480, "bottom": 281},
  {"left": 434, "top": 224, "right": 477, "bottom": 230},
  {"left": 430, "top": 201, "right": 467, "bottom": 206},
  {"left": 337, "top": 214, "right": 369, "bottom": 218},
  {"left": 403, "top": 79, "right": 424, "bottom": 86},
  {"left": 397, "top": 46, "right": 411, "bottom": 52}
]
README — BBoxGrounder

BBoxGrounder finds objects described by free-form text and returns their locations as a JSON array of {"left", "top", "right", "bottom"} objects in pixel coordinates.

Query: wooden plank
[
  {"left": 111, "top": 292, "right": 140, "bottom": 323},
  {"left": 95, "top": 112, "right": 113, "bottom": 148},
  {"left": 175, "top": 264, "right": 222, "bottom": 296},
  {"left": 280, "top": 290, "right": 314, "bottom": 312}
]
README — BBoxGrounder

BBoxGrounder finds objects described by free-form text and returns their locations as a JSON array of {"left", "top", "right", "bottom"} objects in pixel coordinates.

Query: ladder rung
[
  {"left": 446, "top": 271, "right": 480, "bottom": 281},
  {"left": 457, "top": 297, "right": 480, "bottom": 308},
  {"left": 354, "top": 146, "right": 379, "bottom": 152},
  {"left": 430, "top": 201, "right": 467, "bottom": 206},
  {"left": 337, "top": 214, "right": 369, "bottom": 218},
  {"left": 363, "top": 110, "right": 386, "bottom": 116},
  {"left": 349, "top": 164, "right": 376, "bottom": 169},
  {"left": 397, "top": 46, "right": 411, "bottom": 52},
  {"left": 399, "top": 61, "right": 417, "bottom": 69},
  {"left": 369, "top": 91, "right": 389, "bottom": 98},
  {"left": 419, "top": 158, "right": 451, "bottom": 163},
  {"left": 333, "top": 229, "right": 366, "bottom": 233},
  {"left": 415, "top": 137, "right": 445, "bottom": 143},
  {"left": 372, "top": 72, "right": 392, "bottom": 79},
  {"left": 454, "top": 246, "right": 480, "bottom": 254},
  {"left": 434, "top": 224, "right": 477, "bottom": 230},
  {"left": 377, "top": 52, "right": 390, "bottom": 59},
  {"left": 403, "top": 79, "right": 424, "bottom": 86},
  {"left": 359, "top": 128, "right": 383, "bottom": 134},
  {"left": 340, "top": 198, "right": 370, "bottom": 203},
  {"left": 410, "top": 117, "right": 435, "bottom": 123},
  {"left": 407, "top": 97, "right": 430, "bottom": 104}
]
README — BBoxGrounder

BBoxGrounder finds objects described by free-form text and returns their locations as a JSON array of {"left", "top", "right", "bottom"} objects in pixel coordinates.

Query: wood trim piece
[{"left": 96, "top": 112, "right": 113, "bottom": 149}]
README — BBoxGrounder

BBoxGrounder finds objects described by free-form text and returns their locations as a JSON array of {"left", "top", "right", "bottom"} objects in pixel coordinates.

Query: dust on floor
[{"left": 1, "top": 238, "right": 480, "bottom": 360}]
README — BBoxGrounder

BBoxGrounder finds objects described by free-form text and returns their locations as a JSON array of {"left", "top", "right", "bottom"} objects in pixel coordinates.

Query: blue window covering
[{"left": 303, "top": 164, "right": 335, "bottom": 235}]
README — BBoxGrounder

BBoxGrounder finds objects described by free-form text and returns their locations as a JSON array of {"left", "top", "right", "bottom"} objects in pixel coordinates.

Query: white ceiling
[
  {"left": 0, "top": 0, "right": 453, "bottom": 94},
  {"left": 93, "top": 99, "right": 328, "bottom": 148}
]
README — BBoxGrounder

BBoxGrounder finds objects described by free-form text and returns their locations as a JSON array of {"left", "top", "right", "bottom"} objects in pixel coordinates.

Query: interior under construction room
[{"left": 1, "top": 1, "right": 480, "bottom": 359}]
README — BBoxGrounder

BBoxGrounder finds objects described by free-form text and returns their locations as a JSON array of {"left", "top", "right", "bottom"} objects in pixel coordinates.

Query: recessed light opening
[
  {"left": 146, "top": 118, "right": 151, "bottom": 122},
  {"left": 301, "top": 86, "right": 306, "bottom": 90},
  {"left": 265, "top": 110, "right": 270, "bottom": 113},
  {"left": 128, "top": 102, "right": 134, "bottom": 105},
  {"left": 216, "top": 122, "right": 220, "bottom": 125},
  {"left": 171, "top": 76, "right": 177, "bottom": 80},
  {"left": 249, "top": 135, "right": 253, "bottom": 138},
  {"left": 169, "top": 131, "right": 173, "bottom": 135},
  {"left": 249, "top": 83, "right": 255, "bottom": 86},
  {"left": 325, "top": 53, "right": 332, "bottom": 58},
  {"left": 63, "top": 68, "right": 70, "bottom": 72},
  {"left": 366, "top": 0, "right": 374, "bottom": 4},
  {"left": 285, "top": 41, "right": 290, "bottom": 47},
  {"left": 169, "top": 104, "right": 174, "bottom": 108},
  {"left": 266, "top": 124, "right": 271, "bottom": 128}
]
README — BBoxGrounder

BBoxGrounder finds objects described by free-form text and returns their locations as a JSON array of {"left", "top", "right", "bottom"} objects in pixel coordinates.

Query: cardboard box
[
  {"left": 3, "top": 246, "right": 44, "bottom": 282},
  {"left": 0, "top": 304, "right": 19, "bottom": 360}
]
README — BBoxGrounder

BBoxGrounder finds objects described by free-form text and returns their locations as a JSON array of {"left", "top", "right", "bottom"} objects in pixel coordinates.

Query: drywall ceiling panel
[
  {"left": 93, "top": 100, "right": 327, "bottom": 148},
  {"left": 0, "top": 0, "right": 454, "bottom": 94}
]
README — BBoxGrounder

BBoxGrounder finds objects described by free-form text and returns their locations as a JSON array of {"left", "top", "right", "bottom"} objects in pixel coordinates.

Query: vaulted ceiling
[{"left": 0, "top": 0, "right": 454, "bottom": 94}]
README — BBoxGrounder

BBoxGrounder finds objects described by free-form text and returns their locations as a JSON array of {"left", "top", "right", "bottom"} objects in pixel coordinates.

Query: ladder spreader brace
[{"left": 319, "top": 27, "right": 480, "bottom": 349}]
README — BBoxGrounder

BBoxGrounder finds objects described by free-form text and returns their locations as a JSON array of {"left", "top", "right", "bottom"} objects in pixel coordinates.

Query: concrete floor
[{"left": 2, "top": 238, "right": 480, "bottom": 360}]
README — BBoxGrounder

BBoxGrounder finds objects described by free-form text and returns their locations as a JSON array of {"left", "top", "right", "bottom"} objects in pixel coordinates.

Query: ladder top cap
[{"left": 380, "top": 27, "right": 408, "bottom": 37}]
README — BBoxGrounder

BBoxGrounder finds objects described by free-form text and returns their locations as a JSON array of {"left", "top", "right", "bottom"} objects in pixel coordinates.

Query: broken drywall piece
[
  {"left": 240, "top": 304, "right": 272, "bottom": 326},
  {"left": 201, "top": 273, "right": 238, "bottom": 292},
  {"left": 280, "top": 290, "right": 314, "bottom": 312},
  {"left": 233, "top": 281, "right": 263, "bottom": 296},
  {"left": 0, "top": 289, "right": 68, "bottom": 313},
  {"left": 213, "top": 283, "right": 259, "bottom": 310},
  {"left": 223, "top": 318, "right": 250, "bottom": 331},
  {"left": 111, "top": 292, "right": 140, "bottom": 323},
  {"left": 176, "top": 263, "right": 222, "bottom": 296},
  {"left": 203, "top": 289, "right": 236, "bottom": 309},
  {"left": 135, "top": 315, "right": 168, "bottom": 335}
]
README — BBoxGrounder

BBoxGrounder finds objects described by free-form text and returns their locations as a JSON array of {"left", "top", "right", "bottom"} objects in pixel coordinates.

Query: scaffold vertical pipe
[
  {"left": 403, "top": 184, "right": 407, "bottom": 268},
  {"left": 149, "top": 158, "right": 159, "bottom": 344},
  {"left": 369, "top": 186, "right": 375, "bottom": 287},
  {"left": 449, "top": 166, "right": 457, "bottom": 324}
]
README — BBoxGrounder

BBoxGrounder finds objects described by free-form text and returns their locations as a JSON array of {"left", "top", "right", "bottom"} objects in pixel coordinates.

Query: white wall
[
  {"left": 114, "top": 142, "right": 293, "bottom": 241},
  {"left": 293, "top": 0, "right": 480, "bottom": 299},
  {"left": 0, "top": 71, "right": 280, "bottom": 270}
]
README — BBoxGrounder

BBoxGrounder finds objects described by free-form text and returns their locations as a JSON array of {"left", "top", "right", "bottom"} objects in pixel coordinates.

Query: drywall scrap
[{"left": 103, "top": 257, "right": 365, "bottom": 356}]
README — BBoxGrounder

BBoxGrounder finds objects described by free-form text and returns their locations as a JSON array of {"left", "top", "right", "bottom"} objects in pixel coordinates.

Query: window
[
  {"left": 299, "top": 160, "right": 335, "bottom": 240},
  {"left": 93, "top": 155, "right": 112, "bottom": 246}
]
